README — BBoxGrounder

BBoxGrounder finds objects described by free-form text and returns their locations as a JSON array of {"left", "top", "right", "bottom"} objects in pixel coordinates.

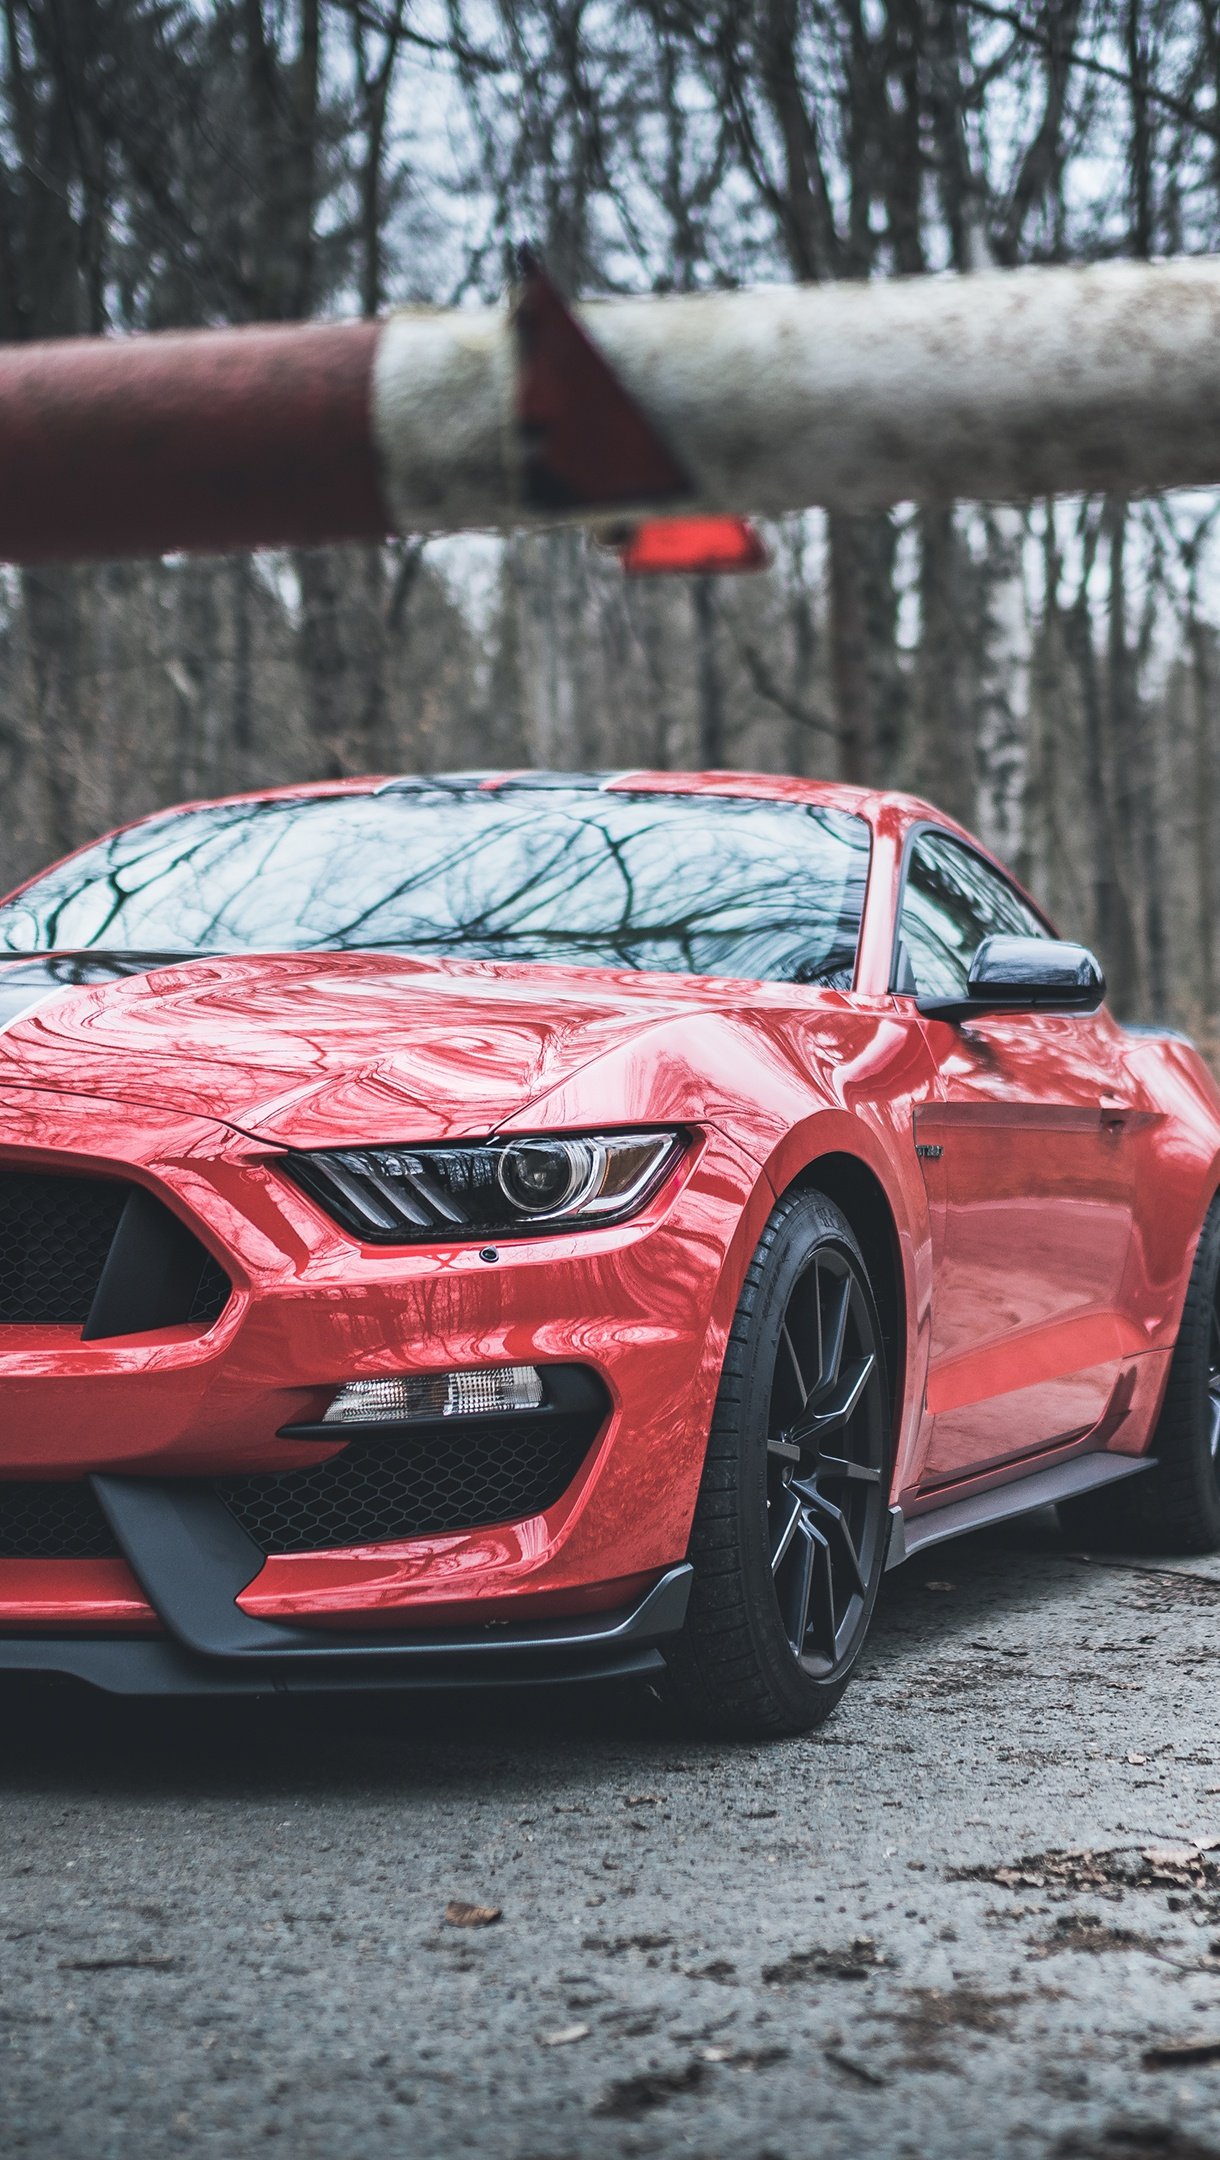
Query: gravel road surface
[{"left": 5, "top": 1511, "right": 1220, "bottom": 2160}]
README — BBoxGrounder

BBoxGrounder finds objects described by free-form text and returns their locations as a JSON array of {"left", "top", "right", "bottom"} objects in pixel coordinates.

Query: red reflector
[{"left": 619, "top": 515, "right": 770, "bottom": 576}]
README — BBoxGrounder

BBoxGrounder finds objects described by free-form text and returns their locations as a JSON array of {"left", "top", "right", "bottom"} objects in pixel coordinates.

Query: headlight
[{"left": 285, "top": 1130, "right": 685, "bottom": 1243}]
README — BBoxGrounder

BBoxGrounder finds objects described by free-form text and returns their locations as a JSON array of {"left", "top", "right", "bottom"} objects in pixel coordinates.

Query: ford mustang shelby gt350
[{"left": 0, "top": 769, "right": 1218, "bottom": 1736}]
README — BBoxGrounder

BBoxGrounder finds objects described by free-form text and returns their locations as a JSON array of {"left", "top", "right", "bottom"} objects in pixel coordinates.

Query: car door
[{"left": 895, "top": 829, "right": 1140, "bottom": 1489}]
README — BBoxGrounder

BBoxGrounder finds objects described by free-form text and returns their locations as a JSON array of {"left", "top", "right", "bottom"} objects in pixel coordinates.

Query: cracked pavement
[{"left": 6, "top": 1511, "right": 1220, "bottom": 2158}]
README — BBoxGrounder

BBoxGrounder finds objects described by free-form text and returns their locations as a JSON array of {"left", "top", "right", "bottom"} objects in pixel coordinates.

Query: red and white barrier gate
[{"left": 4, "top": 254, "right": 1220, "bottom": 568}]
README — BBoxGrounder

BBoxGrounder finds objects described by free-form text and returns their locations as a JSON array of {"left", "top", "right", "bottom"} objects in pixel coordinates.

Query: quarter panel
[{"left": 1118, "top": 1036, "right": 1220, "bottom": 1349}]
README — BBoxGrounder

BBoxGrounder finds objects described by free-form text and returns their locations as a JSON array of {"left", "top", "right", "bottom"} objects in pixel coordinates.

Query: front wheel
[{"left": 666, "top": 1189, "right": 892, "bottom": 1739}]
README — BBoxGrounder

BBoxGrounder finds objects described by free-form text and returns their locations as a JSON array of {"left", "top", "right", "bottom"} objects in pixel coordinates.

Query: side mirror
[{"left": 918, "top": 934, "right": 1105, "bottom": 1021}]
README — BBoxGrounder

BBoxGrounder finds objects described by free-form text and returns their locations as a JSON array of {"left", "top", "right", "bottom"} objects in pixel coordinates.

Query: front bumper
[
  {"left": 0, "top": 1086, "right": 756, "bottom": 1646},
  {"left": 0, "top": 1464, "right": 692, "bottom": 1694}
]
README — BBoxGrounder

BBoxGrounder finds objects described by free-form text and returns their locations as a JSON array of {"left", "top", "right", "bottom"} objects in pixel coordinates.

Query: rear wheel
[
  {"left": 667, "top": 1189, "right": 891, "bottom": 1738},
  {"left": 1058, "top": 1195, "right": 1220, "bottom": 1555}
]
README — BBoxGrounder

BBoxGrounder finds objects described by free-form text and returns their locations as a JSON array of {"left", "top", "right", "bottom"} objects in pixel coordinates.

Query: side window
[{"left": 895, "top": 831, "right": 1046, "bottom": 998}]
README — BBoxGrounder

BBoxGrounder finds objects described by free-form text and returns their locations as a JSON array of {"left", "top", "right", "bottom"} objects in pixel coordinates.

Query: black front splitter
[
  {"left": 0, "top": 1627, "right": 678, "bottom": 1697},
  {"left": 0, "top": 1472, "right": 693, "bottom": 1695}
]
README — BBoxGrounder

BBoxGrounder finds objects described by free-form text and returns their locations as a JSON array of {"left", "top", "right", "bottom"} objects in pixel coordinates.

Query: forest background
[{"left": 4, "top": 0, "right": 1220, "bottom": 1025}]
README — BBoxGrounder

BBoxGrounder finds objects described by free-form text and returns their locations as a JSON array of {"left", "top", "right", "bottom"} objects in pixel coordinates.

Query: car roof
[{"left": 129, "top": 768, "right": 954, "bottom": 832}]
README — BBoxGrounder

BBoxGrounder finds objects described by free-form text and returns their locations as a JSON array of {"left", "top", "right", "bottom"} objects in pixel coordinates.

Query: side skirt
[{"left": 885, "top": 1451, "right": 1154, "bottom": 1570}]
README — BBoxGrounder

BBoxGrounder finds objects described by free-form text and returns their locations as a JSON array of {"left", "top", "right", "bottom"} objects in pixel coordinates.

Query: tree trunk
[
  {"left": 916, "top": 506, "right": 971, "bottom": 825},
  {"left": 787, "top": 533, "right": 817, "bottom": 777},
  {"left": 230, "top": 557, "right": 254, "bottom": 757},
  {"left": 693, "top": 577, "right": 725, "bottom": 767},
  {"left": 1067, "top": 550, "right": 1139, "bottom": 1014},
  {"left": 1191, "top": 617, "right": 1216, "bottom": 1025},
  {"left": 1104, "top": 498, "right": 1144, "bottom": 1010},
  {"left": 827, "top": 515, "right": 873, "bottom": 784},
  {"left": 22, "top": 566, "right": 88, "bottom": 858},
  {"left": 295, "top": 549, "right": 347, "bottom": 775}
]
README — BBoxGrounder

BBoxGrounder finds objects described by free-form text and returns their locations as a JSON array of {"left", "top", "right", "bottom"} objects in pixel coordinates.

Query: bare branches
[
  {"left": 962, "top": 0, "right": 1220, "bottom": 142},
  {"left": 734, "top": 629, "right": 836, "bottom": 739},
  {"left": 326, "top": 0, "right": 504, "bottom": 73}
]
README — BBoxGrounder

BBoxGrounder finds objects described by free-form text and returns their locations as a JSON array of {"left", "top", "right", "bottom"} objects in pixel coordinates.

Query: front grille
[
  {"left": 0, "top": 1175, "right": 126, "bottom": 1324},
  {"left": 0, "top": 1481, "right": 118, "bottom": 1559},
  {"left": 0, "top": 1172, "right": 230, "bottom": 1334},
  {"left": 0, "top": 1414, "right": 602, "bottom": 1565},
  {"left": 215, "top": 1413, "right": 602, "bottom": 1556}
]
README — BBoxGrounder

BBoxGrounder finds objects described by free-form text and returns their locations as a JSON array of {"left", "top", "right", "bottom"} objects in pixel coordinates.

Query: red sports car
[{"left": 1, "top": 770, "right": 1218, "bottom": 1736}]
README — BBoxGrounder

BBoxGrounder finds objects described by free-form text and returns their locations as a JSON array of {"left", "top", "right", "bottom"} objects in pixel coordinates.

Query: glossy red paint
[
  {"left": 0, "top": 1559, "right": 159, "bottom": 1634},
  {"left": 914, "top": 1010, "right": 1149, "bottom": 1482},
  {"left": 2, "top": 770, "right": 1219, "bottom": 1639}
]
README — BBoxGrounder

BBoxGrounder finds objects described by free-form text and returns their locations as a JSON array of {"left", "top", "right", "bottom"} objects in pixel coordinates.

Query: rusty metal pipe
[{"left": 5, "top": 256, "right": 1220, "bottom": 565}]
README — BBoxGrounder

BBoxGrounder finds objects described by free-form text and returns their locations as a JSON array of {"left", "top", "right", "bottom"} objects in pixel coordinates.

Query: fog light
[{"left": 322, "top": 1366, "right": 545, "bottom": 1425}]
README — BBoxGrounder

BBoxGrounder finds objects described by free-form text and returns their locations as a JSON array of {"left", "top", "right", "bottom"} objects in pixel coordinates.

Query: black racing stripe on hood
[{"left": 0, "top": 953, "right": 186, "bottom": 1033}]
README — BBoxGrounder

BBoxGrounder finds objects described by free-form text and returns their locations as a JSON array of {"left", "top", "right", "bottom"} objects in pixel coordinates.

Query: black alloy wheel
[
  {"left": 766, "top": 1244, "right": 887, "bottom": 1678},
  {"left": 667, "top": 1188, "right": 892, "bottom": 1738},
  {"left": 1059, "top": 1193, "right": 1220, "bottom": 1555}
]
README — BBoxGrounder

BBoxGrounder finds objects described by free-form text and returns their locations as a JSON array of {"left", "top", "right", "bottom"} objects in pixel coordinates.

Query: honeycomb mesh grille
[
  {"left": 189, "top": 1254, "right": 232, "bottom": 1326},
  {"left": 0, "top": 1171, "right": 229, "bottom": 1331},
  {"left": 215, "top": 1414, "right": 601, "bottom": 1556},
  {"left": 0, "top": 1481, "right": 119, "bottom": 1559},
  {"left": 0, "top": 1174, "right": 127, "bottom": 1324},
  {"left": 0, "top": 1419, "right": 600, "bottom": 1565}
]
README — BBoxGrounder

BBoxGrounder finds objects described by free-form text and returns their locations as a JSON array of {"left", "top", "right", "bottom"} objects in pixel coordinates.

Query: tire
[
  {"left": 666, "top": 1188, "right": 892, "bottom": 1739},
  {"left": 1058, "top": 1194, "right": 1220, "bottom": 1555}
]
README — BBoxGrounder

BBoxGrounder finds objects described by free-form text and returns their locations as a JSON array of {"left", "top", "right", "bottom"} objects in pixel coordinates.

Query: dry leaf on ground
[
  {"left": 444, "top": 1900, "right": 502, "bottom": 1929},
  {"left": 540, "top": 2023, "right": 590, "bottom": 2047},
  {"left": 1142, "top": 2034, "right": 1220, "bottom": 2068}
]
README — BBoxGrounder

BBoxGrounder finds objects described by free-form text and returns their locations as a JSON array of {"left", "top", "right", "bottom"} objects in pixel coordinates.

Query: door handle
[{"left": 1099, "top": 1097, "right": 1131, "bottom": 1129}]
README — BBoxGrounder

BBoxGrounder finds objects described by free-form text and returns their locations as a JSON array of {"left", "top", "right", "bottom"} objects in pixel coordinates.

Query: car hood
[{"left": 0, "top": 951, "right": 745, "bottom": 1145}]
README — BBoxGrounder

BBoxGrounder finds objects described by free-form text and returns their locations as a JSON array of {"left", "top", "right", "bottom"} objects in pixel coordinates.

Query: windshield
[{"left": 0, "top": 787, "right": 871, "bottom": 987}]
